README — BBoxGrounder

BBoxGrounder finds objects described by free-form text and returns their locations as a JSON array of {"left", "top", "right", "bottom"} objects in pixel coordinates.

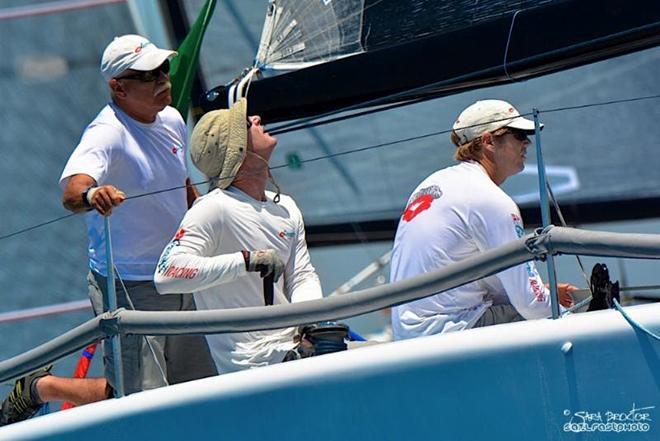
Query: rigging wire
[
  {"left": 0, "top": 213, "right": 76, "bottom": 241},
  {"left": 2, "top": 93, "right": 660, "bottom": 243},
  {"left": 541, "top": 94, "right": 660, "bottom": 114},
  {"left": 269, "top": 98, "right": 427, "bottom": 136}
]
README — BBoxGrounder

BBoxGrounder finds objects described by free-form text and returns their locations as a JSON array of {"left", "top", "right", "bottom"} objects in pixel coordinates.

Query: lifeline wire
[{"left": 2, "top": 93, "right": 660, "bottom": 243}]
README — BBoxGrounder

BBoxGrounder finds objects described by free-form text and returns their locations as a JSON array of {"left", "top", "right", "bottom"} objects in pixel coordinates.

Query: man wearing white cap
[
  {"left": 61, "top": 33, "right": 217, "bottom": 390},
  {"left": 0, "top": 35, "right": 218, "bottom": 426},
  {"left": 155, "top": 98, "right": 323, "bottom": 373},
  {"left": 390, "top": 99, "right": 577, "bottom": 340}
]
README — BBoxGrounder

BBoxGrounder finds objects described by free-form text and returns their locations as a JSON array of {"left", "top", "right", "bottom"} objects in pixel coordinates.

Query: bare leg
[{"left": 37, "top": 377, "right": 109, "bottom": 406}]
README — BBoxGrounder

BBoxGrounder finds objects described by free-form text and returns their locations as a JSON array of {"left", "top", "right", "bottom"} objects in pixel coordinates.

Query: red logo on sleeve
[
  {"left": 402, "top": 194, "right": 434, "bottom": 222},
  {"left": 402, "top": 185, "right": 443, "bottom": 222}
]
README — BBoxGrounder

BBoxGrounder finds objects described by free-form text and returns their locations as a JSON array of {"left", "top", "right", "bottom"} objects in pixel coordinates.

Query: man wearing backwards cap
[
  {"left": 0, "top": 35, "right": 218, "bottom": 426},
  {"left": 390, "top": 99, "right": 577, "bottom": 340},
  {"left": 154, "top": 98, "right": 323, "bottom": 373}
]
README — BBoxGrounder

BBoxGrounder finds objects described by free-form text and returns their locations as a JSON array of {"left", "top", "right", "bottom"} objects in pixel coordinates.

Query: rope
[
  {"left": 545, "top": 181, "right": 592, "bottom": 294},
  {"left": 113, "top": 265, "right": 169, "bottom": 387},
  {"left": 613, "top": 298, "right": 660, "bottom": 341},
  {"left": 562, "top": 295, "right": 592, "bottom": 315}
]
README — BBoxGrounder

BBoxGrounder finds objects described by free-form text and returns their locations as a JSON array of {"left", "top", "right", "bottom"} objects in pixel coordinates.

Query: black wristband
[
  {"left": 82, "top": 186, "right": 96, "bottom": 208},
  {"left": 241, "top": 250, "right": 250, "bottom": 270}
]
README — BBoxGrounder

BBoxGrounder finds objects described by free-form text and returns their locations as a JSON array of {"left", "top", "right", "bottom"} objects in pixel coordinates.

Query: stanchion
[
  {"left": 104, "top": 216, "right": 125, "bottom": 396},
  {"left": 533, "top": 109, "right": 560, "bottom": 319}
]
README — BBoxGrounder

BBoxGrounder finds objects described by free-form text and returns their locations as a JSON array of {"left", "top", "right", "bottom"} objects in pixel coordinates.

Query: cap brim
[
  {"left": 506, "top": 116, "right": 543, "bottom": 132},
  {"left": 130, "top": 49, "right": 177, "bottom": 71}
]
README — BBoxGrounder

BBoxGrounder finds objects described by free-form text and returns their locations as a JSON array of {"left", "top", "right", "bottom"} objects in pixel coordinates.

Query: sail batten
[{"left": 255, "top": 0, "right": 366, "bottom": 71}]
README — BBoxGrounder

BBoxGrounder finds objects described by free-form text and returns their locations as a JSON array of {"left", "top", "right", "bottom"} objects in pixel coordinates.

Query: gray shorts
[
  {"left": 87, "top": 271, "right": 217, "bottom": 395},
  {"left": 472, "top": 303, "right": 524, "bottom": 328}
]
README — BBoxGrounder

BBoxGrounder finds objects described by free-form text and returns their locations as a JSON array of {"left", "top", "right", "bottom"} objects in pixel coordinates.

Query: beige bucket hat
[{"left": 190, "top": 98, "right": 248, "bottom": 189}]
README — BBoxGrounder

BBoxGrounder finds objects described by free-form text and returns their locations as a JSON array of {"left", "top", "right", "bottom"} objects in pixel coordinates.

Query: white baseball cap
[
  {"left": 100, "top": 34, "right": 176, "bottom": 81},
  {"left": 452, "top": 99, "right": 542, "bottom": 145}
]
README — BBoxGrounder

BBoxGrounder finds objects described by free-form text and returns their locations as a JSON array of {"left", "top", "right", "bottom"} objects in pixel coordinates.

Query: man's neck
[
  {"left": 113, "top": 99, "right": 158, "bottom": 124},
  {"left": 476, "top": 158, "right": 505, "bottom": 186},
  {"left": 232, "top": 155, "right": 270, "bottom": 201}
]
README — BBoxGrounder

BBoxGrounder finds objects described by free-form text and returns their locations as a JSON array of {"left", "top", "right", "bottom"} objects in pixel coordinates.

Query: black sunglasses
[
  {"left": 503, "top": 128, "right": 531, "bottom": 142},
  {"left": 116, "top": 60, "right": 170, "bottom": 82}
]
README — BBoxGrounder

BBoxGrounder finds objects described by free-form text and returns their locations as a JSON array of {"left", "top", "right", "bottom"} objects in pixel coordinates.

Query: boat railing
[{"left": 2, "top": 225, "right": 660, "bottom": 385}]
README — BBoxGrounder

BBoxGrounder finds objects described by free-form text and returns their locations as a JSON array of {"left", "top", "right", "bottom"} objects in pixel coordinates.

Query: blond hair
[{"left": 451, "top": 127, "right": 510, "bottom": 161}]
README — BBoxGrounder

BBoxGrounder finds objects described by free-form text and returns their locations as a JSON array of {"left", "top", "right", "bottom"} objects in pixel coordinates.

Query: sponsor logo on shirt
[
  {"left": 529, "top": 278, "right": 547, "bottom": 302},
  {"left": 512, "top": 213, "right": 546, "bottom": 301},
  {"left": 157, "top": 229, "right": 199, "bottom": 279},
  {"left": 278, "top": 230, "right": 295, "bottom": 239},
  {"left": 162, "top": 265, "right": 199, "bottom": 279},
  {"left": 171, "top": 142, "right": 183, "bottom": 155},
  {"left": 402, "top": 185, "right": 443, "bottom": 222},
  {"left": 511, "top": 213, "right": 524, "bottom": 238}
]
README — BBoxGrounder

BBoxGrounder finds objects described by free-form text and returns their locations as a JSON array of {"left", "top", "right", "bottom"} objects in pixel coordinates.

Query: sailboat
[{"left": 1, "top": 0, "right": 659, "bottom": 439}]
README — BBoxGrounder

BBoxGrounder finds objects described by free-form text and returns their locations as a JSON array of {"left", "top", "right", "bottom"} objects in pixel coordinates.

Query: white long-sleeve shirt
[
  {"left": 155, "top": 186, "right": 322, "bottom": 372},
  {"left": 391, "top": 161, "right": 553, "bottom": 340}
]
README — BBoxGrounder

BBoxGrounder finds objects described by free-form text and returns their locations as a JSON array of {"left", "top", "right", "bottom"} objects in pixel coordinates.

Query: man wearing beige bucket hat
[
  {"left": 1, "top": 35, "right": 219, "bottom": 427},
  {"left": 389, "top": 99, "right": 577, "bottom": 341},
  {"left": 154, "top": 98, "right": 323, "bottom": 373}
]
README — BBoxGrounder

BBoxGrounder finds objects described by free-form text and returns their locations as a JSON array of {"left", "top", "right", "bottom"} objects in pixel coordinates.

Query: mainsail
[{"left": 201, "top": 0, "right": 660, "bottom": 123}]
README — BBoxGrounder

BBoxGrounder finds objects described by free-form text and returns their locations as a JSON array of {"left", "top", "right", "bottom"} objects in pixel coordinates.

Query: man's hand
[
  {"left": 243, "top": 249, "right": 285, "bottom": 282},
  {"left": 88, "top": 185, "right": 126, "bottom": 216},
  {"left": 549, "top": 283, "right": 578, "bottom": 308},
  {"left": 62, "top": 174, "right": 126, "bottom": 216}
]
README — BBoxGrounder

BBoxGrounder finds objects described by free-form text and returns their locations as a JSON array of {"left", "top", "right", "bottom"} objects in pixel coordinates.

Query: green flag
[{"left": 170, "top": 0, "right": 217, "bottom": 120}]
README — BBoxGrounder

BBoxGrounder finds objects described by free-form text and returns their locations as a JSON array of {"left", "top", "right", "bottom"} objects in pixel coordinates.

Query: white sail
[{"left": 255, "top": 0, "right": 366, "bottom": 71}]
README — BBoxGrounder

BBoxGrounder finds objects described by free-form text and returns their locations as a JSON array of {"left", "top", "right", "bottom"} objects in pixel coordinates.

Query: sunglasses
[
  {"left": 503, "top": 128, "right": 531, "bottom": 142},
  {"left": 115, "top": 60, "right": 170, "bottom": 82}
]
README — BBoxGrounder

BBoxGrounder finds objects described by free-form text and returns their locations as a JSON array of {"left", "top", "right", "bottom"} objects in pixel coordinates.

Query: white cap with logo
[
  {"left": 452, "top": 99, "right": 542, "bottom": 145},
  {"left": 100, "top": 34, "right": 176, "bottom": 81}
]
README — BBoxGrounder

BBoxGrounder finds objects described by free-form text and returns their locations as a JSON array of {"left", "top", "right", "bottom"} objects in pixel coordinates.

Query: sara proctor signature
[{"left": 563, "top": 404, "right": 654, "bottom": 433}]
